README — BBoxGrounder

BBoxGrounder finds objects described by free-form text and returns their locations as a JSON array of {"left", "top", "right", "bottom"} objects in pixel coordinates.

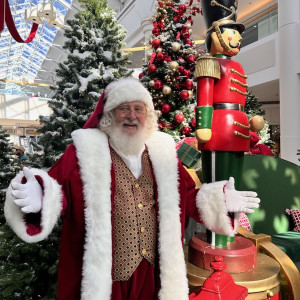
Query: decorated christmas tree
[
  {"left": 0, "top": 0, "right": 133, "bottom": 298},
  {"left": 31, "top": 0, "right": 132, "bottom": 168},
  {"left": 0, "top": 126, "right": 19, "bottom": 226},
  {"left": 140, "top": 0, "right": 201, "bottom": 141},
  {"left": 245, "top": 91, "right": 272, "bottom": 146}
]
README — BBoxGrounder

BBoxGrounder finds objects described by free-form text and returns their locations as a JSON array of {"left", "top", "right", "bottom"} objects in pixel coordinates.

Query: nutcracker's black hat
[{"left": 201, "top": 0, "right": 245, "bottom": 33}]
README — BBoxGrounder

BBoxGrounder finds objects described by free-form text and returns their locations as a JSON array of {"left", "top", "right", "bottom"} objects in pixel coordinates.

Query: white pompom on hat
[{"left": 103, "top": 77, "right": 154, "bottom": 112}]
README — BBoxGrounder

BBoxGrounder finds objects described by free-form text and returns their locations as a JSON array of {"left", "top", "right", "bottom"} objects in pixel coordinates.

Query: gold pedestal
[{"left": 185, "top": 247, "right": 281, "bottom": 300}]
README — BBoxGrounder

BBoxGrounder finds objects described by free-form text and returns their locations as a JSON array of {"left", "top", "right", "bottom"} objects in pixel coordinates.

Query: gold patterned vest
[{"left": 111, "top": 148, "right": 157, "bottom": 281}]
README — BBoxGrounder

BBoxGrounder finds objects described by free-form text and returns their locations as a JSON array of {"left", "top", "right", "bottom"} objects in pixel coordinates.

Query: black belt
[{"left": 213, "top": 103, "right": 245, "bottom": 112}]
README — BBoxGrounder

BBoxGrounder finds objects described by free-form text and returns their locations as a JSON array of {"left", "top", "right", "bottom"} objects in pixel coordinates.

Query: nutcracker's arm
[{"left": 194, "top": 55, "right": 220, "bottom": 143}]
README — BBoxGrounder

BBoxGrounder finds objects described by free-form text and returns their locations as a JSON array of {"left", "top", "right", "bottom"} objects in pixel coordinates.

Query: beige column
[{"left": 278, "top": 0, "right": 300, "bottom": 164}]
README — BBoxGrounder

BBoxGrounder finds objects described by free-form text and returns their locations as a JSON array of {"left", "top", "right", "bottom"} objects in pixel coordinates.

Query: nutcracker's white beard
[{"left": 98, "top": 110, "right": 158, "bottom": 156}]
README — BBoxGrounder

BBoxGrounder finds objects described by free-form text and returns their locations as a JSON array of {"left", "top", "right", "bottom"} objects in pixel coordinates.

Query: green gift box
[{"left": 177, "top": 142, "right": 201, "bottom": 169}]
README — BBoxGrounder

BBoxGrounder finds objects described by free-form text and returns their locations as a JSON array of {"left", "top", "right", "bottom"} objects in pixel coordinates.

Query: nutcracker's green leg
[{"left": 201, "top": 150, "right": 244, "bottom": 247}]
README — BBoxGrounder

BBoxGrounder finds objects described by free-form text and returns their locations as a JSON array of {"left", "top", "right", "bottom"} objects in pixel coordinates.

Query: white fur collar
[{"left": 72, "top": 128, "right": 188, "bottom": 300}]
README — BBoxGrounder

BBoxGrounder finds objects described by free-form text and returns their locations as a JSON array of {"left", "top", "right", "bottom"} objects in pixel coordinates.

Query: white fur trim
[
  {"left": 72, "top": 129, "right": 188, "bottom": 300},
  {"left": 146, "top": 132, "right": 189, "bottom": 300},
  {"left": 104, "top": 77, "right": 154, "bottom": 112},
  {"left": 4, "top": 168, "right": 62, "bottom": 243},
  {"left": 196, "top": 181, "right": 237, "bottom": 236},
  {"left": 72, "top": 129, "right": 112, "bottom": 300}
]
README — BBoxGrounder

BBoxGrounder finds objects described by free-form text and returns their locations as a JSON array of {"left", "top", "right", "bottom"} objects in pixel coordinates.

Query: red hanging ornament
[
  {"left": 152, "top": 27, "right": 160, "bottom": 36},
  {"left": 148, "top": 64, "right": 157, "bottom": 74},
  {"left": 156, "top": 52, "right": 165, "bottom": 61},
  {"left": 161, "top": 104, "right": 171, "bottom": 113},
  {"left": 185, "top": 80, "right": 194, "bottom": 90},
  {"left": 152, "top": 38, "right": 162, "bottom": 49},
  {"left": 167, "top": 124, "right": 174, "bottom": 129},
  {"left": 182, "top": 126, "right": 191, "bottom": 135},
  {"left": 179, "top": 4, "right": 187, "bottom": 13},
  {"left": 138, "top": 73, "right": 145, "bottom": 79},
  {"left": 185, "top": 39, "right": 193, "bottom": 46},
  {"left": 175, "top": 113, "right": 185, "bottom": 124},
  {"left": 187, "top": 54, "right": 195, "bottom": 64},
  {"left": 183, "top": 69, "right": 191, "bottom": 78},
  {"left": 178, "top": 66, "right": 185, "bottom": 73},
  {"left": 191, "top": 118, "right": 196, "bottom": 128},
  {"left": 179, "top": 90, "right": 190, "bottom": 100},
  {"left": 154, "top": 80, "right": 163, "bottom": 90}
]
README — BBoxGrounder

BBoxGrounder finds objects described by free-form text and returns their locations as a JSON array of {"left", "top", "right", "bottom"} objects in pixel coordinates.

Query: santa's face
[{"left": 114, "top": 101, "right": 147, "bottom": 136}]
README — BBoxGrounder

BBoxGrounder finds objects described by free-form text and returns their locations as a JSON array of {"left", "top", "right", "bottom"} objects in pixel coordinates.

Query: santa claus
[{"left": 5, "top": 77, "right": 259, "bottom": 300}]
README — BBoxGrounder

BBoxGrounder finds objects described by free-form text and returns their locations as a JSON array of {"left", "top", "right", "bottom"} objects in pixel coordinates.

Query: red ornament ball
[
  {"left": 191, "top": 118, "right": 196, "bottom": 127},
  {"left": 161, "top": 104, "right": 171, "bottom": 113},
  {"left": 179, "top": 4, "right": 187, "bottom": 13},
  {"left": 185, "top": 39, "right": 193, "bottom": 46},
  {"left": 138, "top": 73, "right": 145, "bottom": 79},
  {"left": 156, "top": 52, "right": 165, "bottom": 61},
  {"left": 186, "top": 54, "right": 195, "bottom": 64},
  {"left": 182, "top": 126, "right": 191, "bottom": 135},
  {"left": 183, "top": 69, "right": 191, "bottom": 78},
  {"left": 175, "top": 113, "right": 185, "bottom": 124},
  {"left": 152, "top": 28, "right": 160, "bottom": 36},
  {"left": 148, "top": 64, "right": 157, "bottom": 74},
  {"left": 179, "top": 90, "right": 189, "bottom": 100},
  {"left": 152, "top": 38, "right": 161, "bottom": 49},
  {"left": 154, "top": 80, "right": 163, "bottom": 90},
  {"left": 185, "top": 80, "right": 193, "bottom": 90},
  {"left": 178, "top": 66, "right": 185, "bottom": 73}
]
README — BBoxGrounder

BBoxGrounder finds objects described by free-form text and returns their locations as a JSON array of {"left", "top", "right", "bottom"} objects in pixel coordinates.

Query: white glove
[
  {"left": 224, "top": 177, "right": 260, "bottom": 214},
  {"left": 11, "top": 167, "right": 43, "bottom": 213}
]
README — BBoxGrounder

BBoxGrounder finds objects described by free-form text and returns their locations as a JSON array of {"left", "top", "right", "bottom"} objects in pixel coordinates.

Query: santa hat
[{"left": 83, "top": 77, "right": 154, "bottom": 129}]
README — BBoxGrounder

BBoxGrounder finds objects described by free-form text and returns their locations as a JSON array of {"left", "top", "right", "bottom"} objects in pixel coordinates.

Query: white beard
[{"left": 108, "top": 121, "right": 149, "bottom": 156}]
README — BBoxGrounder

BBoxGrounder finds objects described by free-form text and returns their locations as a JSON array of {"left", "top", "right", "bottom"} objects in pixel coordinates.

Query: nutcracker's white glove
[
  {"left": 224, "top": 177, "right": 260, "bottom": 214},
  {"left": 11, "top": 167, "right": 43, "bottom": 213}
]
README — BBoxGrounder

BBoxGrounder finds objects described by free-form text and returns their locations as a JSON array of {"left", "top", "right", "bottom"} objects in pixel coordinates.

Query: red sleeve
[{"left": 178, "top": 161, "right": 202, "bottom": 239}]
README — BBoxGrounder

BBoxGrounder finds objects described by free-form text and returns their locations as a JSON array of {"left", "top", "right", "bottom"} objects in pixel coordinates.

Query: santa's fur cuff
[
  {"left": 196, "top": 181, "right": 239, "bottom": 236},
  {"left": 5, "top": 168, "right": 62, "bottom": 243}
]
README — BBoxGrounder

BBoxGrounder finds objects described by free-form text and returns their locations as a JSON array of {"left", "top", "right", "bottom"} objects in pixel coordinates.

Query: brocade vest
[{"left": 111, "top": 148, "right": 157, "bottom": 281}]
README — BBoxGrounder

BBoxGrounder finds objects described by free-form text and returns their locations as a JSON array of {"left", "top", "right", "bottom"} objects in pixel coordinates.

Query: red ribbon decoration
[
  {"left": 0, "top": 0, "right": 39, "bottom": 43},
  {"left": 149, "top": 52, "right": 157, "bottom": 64}
]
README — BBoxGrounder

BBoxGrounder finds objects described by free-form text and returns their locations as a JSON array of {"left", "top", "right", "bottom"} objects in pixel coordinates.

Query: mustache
[{"left": 121, "top": 120, "right": 139, "bottom": 126}]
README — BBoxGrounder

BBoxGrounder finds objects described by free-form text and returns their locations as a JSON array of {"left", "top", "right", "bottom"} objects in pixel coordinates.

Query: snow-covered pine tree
[
  {"left": 0, "top": 126, "right": 19, "bottom": 226},
  {"left": 140, "top": 0, "right": 201, "bottom": 141},
  {"left": 0, "top": 1, "right": 133, "bottom": 298},
  {"left": 31, "top": 0, "right": 132, "bottom": 168}
]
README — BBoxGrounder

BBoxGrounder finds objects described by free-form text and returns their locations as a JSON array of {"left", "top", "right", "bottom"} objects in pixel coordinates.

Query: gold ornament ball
[
  {"left": 146, "top": 52, "right": 152, "bottom": 60},
  {"left": 162, "top": 85, "right": 172, "bottom": 95},
  {"left": 193, "top": 50, "right": 199, "bottom": 58},
  {"left": 249, "top": 115, "right": 265, "bottom": 132},
  {"left": 169, "top": 61, "right": 179, "bottom": 71},
  {"left": 186, "top": 23, "right": 191, "bottom": 29},
  {"left": 149, "top": 80, "right": 155, "bottom": 87},
  {"left": 171, "top": 42, "right": 181, "bottom": 52},
  {"left": 188, "top": 90, "right": 193, "bottom": 98},
  {"left": 189, "top": 29, "right": 192, "bottom": 35},
  {"left": 156, "top": 47, "right": 163, "bottom": 53}
]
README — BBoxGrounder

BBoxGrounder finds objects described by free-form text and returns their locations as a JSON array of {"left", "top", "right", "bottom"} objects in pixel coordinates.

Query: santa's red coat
[{"left": 5, "top": 129, "right": 236, "bottom": 300}]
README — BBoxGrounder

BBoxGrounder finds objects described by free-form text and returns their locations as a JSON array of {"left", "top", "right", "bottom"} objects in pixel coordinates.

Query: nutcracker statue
[{"left": 194, "top": 0, "right": 264, "bottom": 247}]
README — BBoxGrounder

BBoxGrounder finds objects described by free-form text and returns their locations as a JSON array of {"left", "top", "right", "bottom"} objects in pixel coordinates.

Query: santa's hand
[
  {"left": 224, "top": 177, "right": 260, "bottom": 214},
  {"left": 11, "top": 167, "right": 43, "bottom": 213}
]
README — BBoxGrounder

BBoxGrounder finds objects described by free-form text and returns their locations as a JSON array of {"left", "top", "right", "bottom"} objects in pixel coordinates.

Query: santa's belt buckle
[{"left": 213, "top": 103, "right": 244, "bottom": 111}]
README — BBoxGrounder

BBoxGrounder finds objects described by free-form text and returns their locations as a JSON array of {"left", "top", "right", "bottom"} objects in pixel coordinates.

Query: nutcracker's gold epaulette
[{"left": 194, "top": 54, "right": 221, "bottom": 79}]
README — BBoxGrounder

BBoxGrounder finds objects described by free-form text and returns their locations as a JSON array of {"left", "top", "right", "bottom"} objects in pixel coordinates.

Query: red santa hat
[{"left": 83, "top": 77, "right": 153, "bottom": 129}]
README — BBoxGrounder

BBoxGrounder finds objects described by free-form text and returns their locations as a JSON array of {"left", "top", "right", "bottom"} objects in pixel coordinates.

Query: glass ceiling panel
[{"left": 0, "top": 0, "right": 73, "bottom": 95}]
